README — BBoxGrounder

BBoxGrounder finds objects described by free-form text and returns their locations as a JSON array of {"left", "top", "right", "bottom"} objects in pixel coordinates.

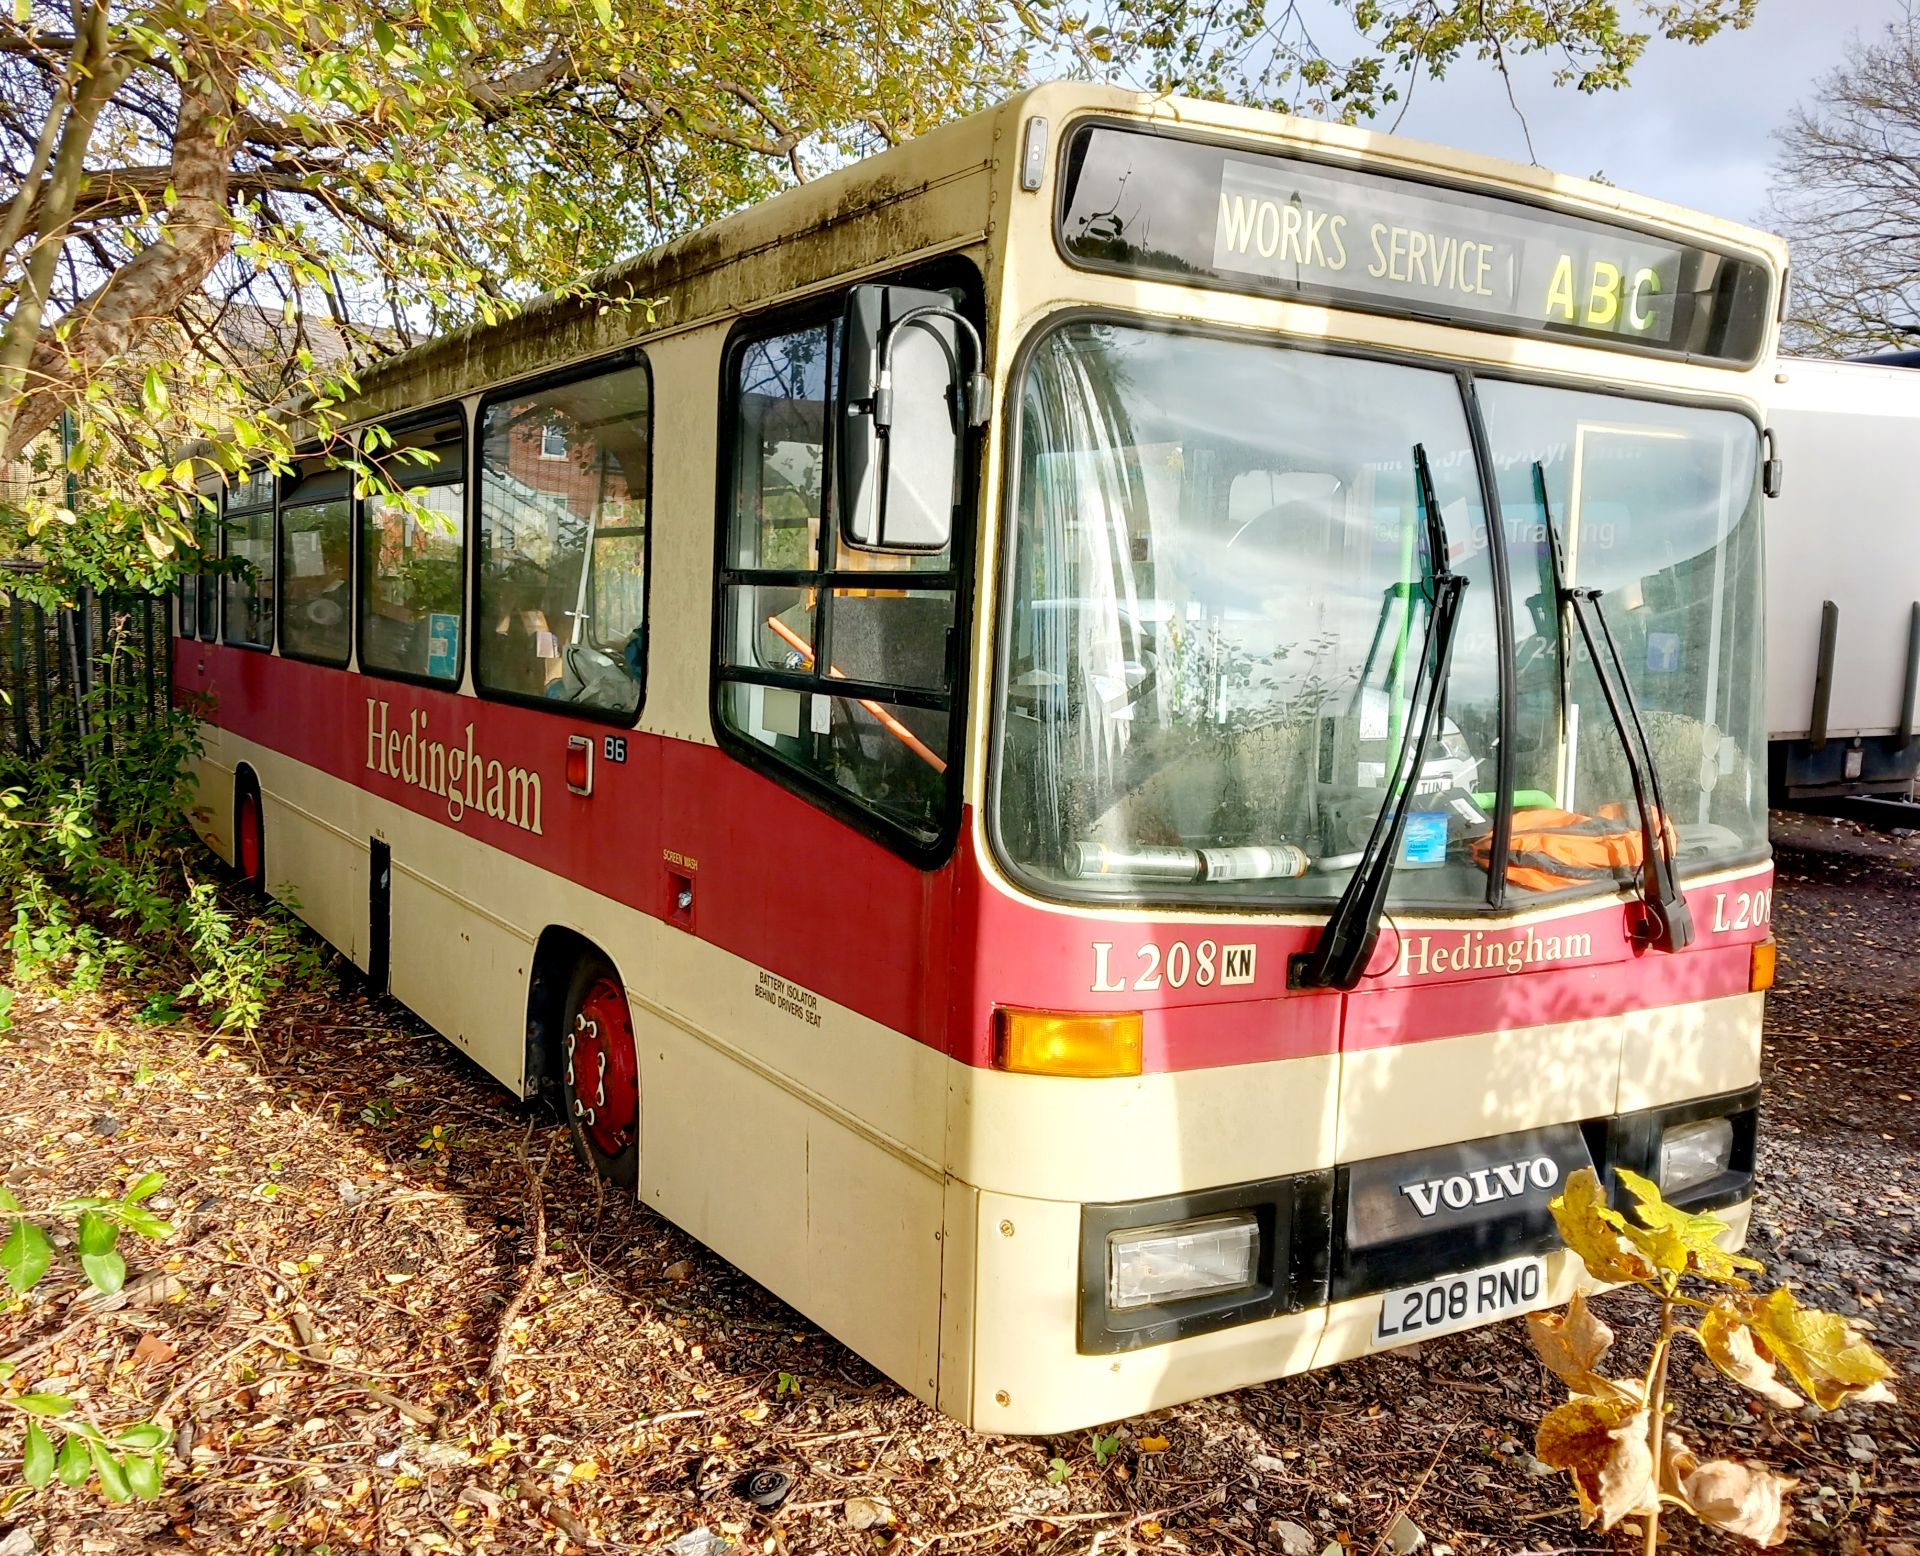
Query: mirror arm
[{"left": 874, "top": 305, "right": 991, "bottom": 429}]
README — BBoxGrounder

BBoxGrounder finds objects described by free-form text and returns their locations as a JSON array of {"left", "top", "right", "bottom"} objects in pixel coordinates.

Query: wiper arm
[
  {"left": 1295, "top": 445, "right": 1467, "bottom": 991},
  {"left": 1533, "top": 463, "right": 1695, "bottom": 952}
]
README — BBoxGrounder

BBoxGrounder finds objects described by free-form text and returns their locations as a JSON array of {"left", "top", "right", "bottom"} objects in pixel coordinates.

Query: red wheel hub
[
  {"left": 238, "top": 797, "right": 263, "bottom": 881},
  {"left": 567, "top": 976, "right": 637, "bottom": 1157}
]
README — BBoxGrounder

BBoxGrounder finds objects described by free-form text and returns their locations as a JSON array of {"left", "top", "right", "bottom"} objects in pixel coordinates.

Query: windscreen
[
  {"left": 994, "top": 321, "right": 1499, "bottom": 905},
  {"left": 1480, "top": 382, "right": 1767, "bottom": 879},
  {"left": 992, "top": 320, "right": 1767, "bottom": 909}
]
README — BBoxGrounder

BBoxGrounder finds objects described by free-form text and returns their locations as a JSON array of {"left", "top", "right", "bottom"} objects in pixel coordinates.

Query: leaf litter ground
[{"left": 1, "top": 811, "right": 1914, "bottom": 1555}]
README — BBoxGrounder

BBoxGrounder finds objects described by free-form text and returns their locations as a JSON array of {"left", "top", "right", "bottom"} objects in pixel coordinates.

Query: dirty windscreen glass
[
  {"left": 995, "top": 321, "right": 1501, "bottom": 905},
  {"left": 1479, "top": 382, "right": 1766, "bottom": 885}
]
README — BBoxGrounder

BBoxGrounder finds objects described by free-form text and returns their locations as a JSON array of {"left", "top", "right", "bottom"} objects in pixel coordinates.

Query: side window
[
  {"left": 176, "top": 566, "right": 197, "bottom": 639},
  {"left": 194, "top": 505, "right": 217, "bottom": 643},
  {"left": 476, "top": 360, "right": 650, "bottom": 716},
  {"left": 716, "top": 311, "right": 962, "bottom": 847},
  {"left": 221, "top": 468, "right": 275, "bottom": 649},
  {"left": 279, "top": 460, "right": 353, "bottom": 666},
  {"left": 360, "top": 415, "right": 465, "bottom": 682}
]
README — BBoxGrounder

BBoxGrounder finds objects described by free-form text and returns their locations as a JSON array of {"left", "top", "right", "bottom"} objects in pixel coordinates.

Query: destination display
[{"left": 1057, "top": 126, "right": 1772, "bottom": 364}]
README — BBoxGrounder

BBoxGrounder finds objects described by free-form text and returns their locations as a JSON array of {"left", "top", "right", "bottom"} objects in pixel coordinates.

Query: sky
[{"left": 1331, "top": 0, "right": 1908, "bottom": 228}]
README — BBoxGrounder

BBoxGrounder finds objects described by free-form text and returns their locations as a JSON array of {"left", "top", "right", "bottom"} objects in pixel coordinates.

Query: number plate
[{"left": 1371, "top": 1254, "right": 1547, "bottom": 1347}]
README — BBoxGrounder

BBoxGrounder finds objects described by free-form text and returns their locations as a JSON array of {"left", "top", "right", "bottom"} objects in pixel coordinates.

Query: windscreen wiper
[
  {"left": 1294, "top": 445, "right": 1467, "bottom": 991},
  {"left": 1533, "top": 463, "right": 1695, "bottom": 952}
]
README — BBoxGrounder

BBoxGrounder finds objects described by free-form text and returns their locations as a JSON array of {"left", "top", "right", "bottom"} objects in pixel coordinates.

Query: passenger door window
[{"left": 716, "top": 310, "right": 964, "bottom": 848}]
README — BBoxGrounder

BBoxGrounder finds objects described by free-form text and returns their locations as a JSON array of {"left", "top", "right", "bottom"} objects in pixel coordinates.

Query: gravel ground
[{"left": 0, "top": 813, "right": 1914, "bottom": 1554}]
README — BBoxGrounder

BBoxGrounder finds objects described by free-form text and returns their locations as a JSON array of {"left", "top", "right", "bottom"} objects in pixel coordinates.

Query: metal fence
[{"left": 0, "top": 572, "right": 172, "bottom": 765}]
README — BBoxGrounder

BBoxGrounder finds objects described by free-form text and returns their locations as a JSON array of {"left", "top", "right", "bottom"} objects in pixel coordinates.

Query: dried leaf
[
  {"left": 1137, "top": 1435, "right": 1170, "bottom": 1452},
  {"left": 1526, "top": 1292, "right": 1619, "bottom": 1395},
  {"left": 1743, "top": 1286, "right": 1894, "bottom": 1411},
  {"left": 132, "top": 1332, "right": 179, "bottom": 1368},
  {"left": 1535, "top": 1395, "right": 1656, "bottom": 1529},
  {"left": 1699, "top": 1302, "right": 1804, "bottom": 1410},
  {"left": 844, "top": 1497, "right": 891, "bottom": 1530},
  {"left": 1548, "top": 1168, "right": 1654, "bottom": 1285},
  {"left": 1677, "top": 1457, "right": 1797, "bottom": 1546}
]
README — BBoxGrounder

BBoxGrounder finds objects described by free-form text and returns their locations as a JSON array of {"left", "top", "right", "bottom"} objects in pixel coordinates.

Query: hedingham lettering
[
  {"left": 1396, "top": 928, "right": 1594, "bottom": 978},
  {"left": 364, "top": 699, "right": 543, "bottom": 835}
]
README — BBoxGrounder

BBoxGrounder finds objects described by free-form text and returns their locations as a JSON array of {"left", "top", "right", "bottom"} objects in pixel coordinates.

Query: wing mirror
[{"left": 838, "top": 284, "right": 989, "bottom": 553}]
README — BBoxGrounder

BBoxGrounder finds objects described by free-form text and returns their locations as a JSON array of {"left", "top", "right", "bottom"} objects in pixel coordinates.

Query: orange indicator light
[
  {"left": 994, "top": 1008, "right": 1143, "bottom": 1078},
  {"left": 1750, "top": 937, "right": 1777, "bottom": 993}
]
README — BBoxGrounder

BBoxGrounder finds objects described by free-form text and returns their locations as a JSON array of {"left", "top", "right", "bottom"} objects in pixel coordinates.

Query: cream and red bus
[{"left": 174, "top": 84, "right": 1783, "bottom": 1433}]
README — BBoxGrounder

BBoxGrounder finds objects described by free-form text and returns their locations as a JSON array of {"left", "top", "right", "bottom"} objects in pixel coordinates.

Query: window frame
[
  {"left": 709, "top": 262, "right": 983, "bottom": 867},
  {"left": 982, "top": 306, "right": 1770, "bottom": 917},
  {"left": 276, "top": 457, "right": 356, "bottom": 669},
  {"left": 469, "top": 349, "right": 654, "bottom": 726},
  {"left": 220, "top": 472, "right": 277, "bottom": 653},
  {"left": 354, "top": 405, "right": 470, "bottom": 691}
]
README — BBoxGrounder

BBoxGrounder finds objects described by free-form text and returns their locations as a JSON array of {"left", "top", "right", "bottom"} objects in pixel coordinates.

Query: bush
[{"left": 0, "top": 694, "right": 320, "bottom": 1032}]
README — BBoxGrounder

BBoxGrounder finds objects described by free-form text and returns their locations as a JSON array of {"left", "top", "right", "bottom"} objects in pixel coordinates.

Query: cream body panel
[
  {"left": 1336, "top": 1017, "right": 1624, "bottom": 1164},
  {"left": 1335, "top": 993, "right": 1761, "bottom": 1165},
  {"left": 258, "top": 785, "right": 365, "bottom": 963},
  {"left": 966, "top": 1187, "right": 1326, "bottom": 1435},
  {"left": 946, "top": 1056, "right": 1338, "bottom": 1203},
  {"left": 1616, "top": 991, "right": 1763, "bottom": 1112},
  {"left": 634, "top": 329, "right": 723, "bottom": 747}
]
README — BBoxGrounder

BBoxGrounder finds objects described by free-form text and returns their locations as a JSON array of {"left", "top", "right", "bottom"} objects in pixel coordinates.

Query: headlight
[
  {"left": 1659, "top": 1117, "right": 1735, "bottom": 1196},
  {"left": 1107, "top": 1213, "right": 1257, "bottom": 1310}
]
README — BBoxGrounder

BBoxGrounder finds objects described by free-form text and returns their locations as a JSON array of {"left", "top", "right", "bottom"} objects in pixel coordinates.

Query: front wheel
[{"left": 560, "top": 956, "right": 639, "bottom": 1188}]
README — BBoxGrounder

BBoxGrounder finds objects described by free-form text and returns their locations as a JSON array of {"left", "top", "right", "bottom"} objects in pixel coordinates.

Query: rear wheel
[
  {"left": 560, "top": 956, "right": 639, "bottom": 1188},
  {"left": 235, "top": 787, "right": 265, "bottom": 890}
]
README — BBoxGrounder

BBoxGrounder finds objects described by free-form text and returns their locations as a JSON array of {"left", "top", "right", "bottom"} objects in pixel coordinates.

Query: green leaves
[
  {"left": 55, "top": 1434, "right": 90, "bottom": 1486},
  {"left": 22, "top": 1421, "right": 55, "bottom": 1487},
  {"left": 2, "top": 1216, "right": 52, "bottom": 1293}
]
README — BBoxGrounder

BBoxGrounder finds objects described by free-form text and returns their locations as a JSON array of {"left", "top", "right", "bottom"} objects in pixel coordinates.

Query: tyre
[
  {"left": 235, "top": 785, "right": 265, "bottom": 890},
  {"left": 559, "top": 955, "right": 639, "bottom": 1188}
]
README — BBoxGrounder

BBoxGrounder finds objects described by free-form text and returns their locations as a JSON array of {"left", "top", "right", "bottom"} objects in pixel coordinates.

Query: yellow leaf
[
  {"left": 1136, "top": 1435, "right": 1169, "bottom": 1453},
  {"left": 1699, "top": 1302, "right": 1804, "bottom": 1410},
  {"left": 1614, "top": 1168, "right": 1760, "bottom": 1281},
  {"left": 1139, "top": 1520, "right": 1162, "bottom": 1536},
  {"left": 1549, "top": 1167, "right": 1654, "bottom": 1285},
  {"left": 568, "top": 1459, "right": 598, "bottom": 1482},
  {"left": 1535, "top": 1395, "right": 1655, "bottom": 1530},
  {"left": 1674, "top": 1453, "right": 1797, "bottom": 1547},
  {"left": 1743, "top": 1286, "right": 1895, "bottom": 1411},
  {"left": 1525, "top": 1292, "right": 1621, "bottom": 1396}
]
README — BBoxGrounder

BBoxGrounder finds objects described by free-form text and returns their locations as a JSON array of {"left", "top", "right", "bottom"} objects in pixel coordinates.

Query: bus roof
[{"left": 331, "top": 83, "right": 1788, "bottom": 429}]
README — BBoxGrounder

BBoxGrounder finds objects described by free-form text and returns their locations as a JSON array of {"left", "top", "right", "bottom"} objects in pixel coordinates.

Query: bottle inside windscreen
[{"left": 1066, "top": 842, "right": 1311, "bottom": 883}]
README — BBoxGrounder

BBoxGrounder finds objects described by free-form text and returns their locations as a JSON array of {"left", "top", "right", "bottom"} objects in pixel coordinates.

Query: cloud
[{"left": 1343, "top": 0, "right": 1905, "bottom": 225}]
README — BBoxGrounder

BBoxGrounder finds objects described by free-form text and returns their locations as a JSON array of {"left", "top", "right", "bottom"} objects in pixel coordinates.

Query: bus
[
  {"left": 173, "top": 83, "right": 1784, "bottom": 1434},
  {"left": 1764, "top": 355, "right": 1920, "bottom": 809}
]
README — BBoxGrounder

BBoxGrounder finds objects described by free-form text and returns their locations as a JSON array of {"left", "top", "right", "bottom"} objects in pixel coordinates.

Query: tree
[
  {"left": 1772, "top": 4, "right": 1920, "bottom": 355},
  {"left": 1, "top": 0, "right": 1760, "bottom": 596},
  {"left": 0, "top": 0, "right": 1042, "bottom": 589}
]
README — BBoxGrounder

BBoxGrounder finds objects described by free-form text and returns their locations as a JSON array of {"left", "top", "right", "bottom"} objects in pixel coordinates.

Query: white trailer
[{"left": 1765, "top": 356, "right": 1920, "bottom": 803}]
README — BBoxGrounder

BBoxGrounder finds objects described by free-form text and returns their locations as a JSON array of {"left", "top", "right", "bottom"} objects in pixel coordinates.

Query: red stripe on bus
[{"left": 178, "top": 643, "right": 1772, "bottom": 1074}]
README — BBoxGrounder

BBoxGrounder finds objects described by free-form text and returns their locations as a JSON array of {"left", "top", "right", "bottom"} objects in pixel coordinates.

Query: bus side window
[
  {"left": 715, "top": 302, "right": 964, "bottom": 850},
  {"left": 475, "top": 359, "right": 651, "bottom": 716},
  {"left": 222, "top": 466, "right": 276, "bottom": 651},
  {"left": 360, "top": 415, "right": 466, "bottom": 684}
]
